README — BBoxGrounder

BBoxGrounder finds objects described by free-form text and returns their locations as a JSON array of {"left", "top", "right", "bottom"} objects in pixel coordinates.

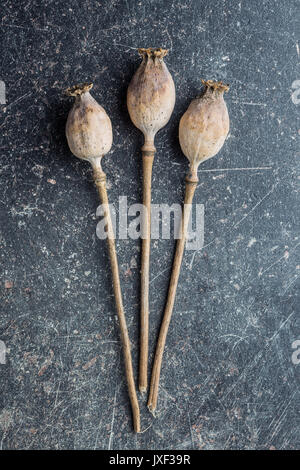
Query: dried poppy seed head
[
  {"left": 127, "top": 47, "right": 175, "bottom": 146},
  {"left": 179, "top": 79, "right": 230, "bottom": 176},
  {"left": 65, "top": 83, "right": 112, "bottom": 164}
]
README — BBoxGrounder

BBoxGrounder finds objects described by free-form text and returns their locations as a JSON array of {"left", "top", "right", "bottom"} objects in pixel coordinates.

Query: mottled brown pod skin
[
  {"left": 179, "top": 80, "right": 229, "bottom": 176},
  {"left": 127, "top": 48, "right": 176, "bottom": 393},
  {"left": 148, "top": 80, "right": 229, "bottom": 413},
  {"left": 65, "top": 83, "right": 112, "bottom": 164},
  {"left": 127, "top": 48, "right": 175, "bottom": 149}
]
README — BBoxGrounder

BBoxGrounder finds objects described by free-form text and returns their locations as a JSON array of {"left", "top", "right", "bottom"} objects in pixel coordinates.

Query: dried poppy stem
[
  {"left": 148, "top": 80, "right": 230, "bottom": 412},
  {"left": 127, "top": 48, "right": 175, "bottom": 392},
  {"left": 92, "top": 164, "right": 140, "bottom": 433},
  {"left": 140, "top": 147, "right": 154, "bottom": 392},
  {"left": 148, "top": 171, "right": 198, "bottom": 413},
  {"left": 65, "top": 83, "right": 140, "bottom": 432}
]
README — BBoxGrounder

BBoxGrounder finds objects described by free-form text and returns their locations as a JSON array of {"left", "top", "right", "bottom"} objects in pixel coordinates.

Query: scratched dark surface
[{"left": 0, "top": 0, "right": 299, "bottom": 450}]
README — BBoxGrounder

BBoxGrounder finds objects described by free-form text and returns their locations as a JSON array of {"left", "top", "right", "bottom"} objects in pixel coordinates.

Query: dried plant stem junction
[
  {"left": 148, "top": 170, "right": 198, "bottom": 412},
  {"left": 93, "top": 165, "right": 141, "bottom": 432}
]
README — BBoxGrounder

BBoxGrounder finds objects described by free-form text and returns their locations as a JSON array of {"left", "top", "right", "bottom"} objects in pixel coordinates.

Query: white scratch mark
[
  {"left": 189, "top": 251, "right": 196, "bottom": 270},
  {"left": 150, "top": 266, "right": 169, "bottom": 284},
  {"left": 260, "top": 254, "right": 286, "bottom": 276},
  {"left": 231, "top": 100, "right": 267, "bottom": 107},
  {"left": 187, "top": 412, "right": 195, "bottom": 449},
  {"left": 282, "top": 274, "right": 300, "bottom": 295},
  {"left": 234, "top": 184, "right": 277, "bottom": 228},
  {"left": 93, "top": 418, "right": 103, "bottom": 450},
  {"left": 54, "top": 381, "right": 61, "bottom": 409},
  {"left": 139, "top": 423, "right": 153, "bottom": 434},
  {"left": 268, "top": 391, "right": 296, "bottom": 443},
  {"left": 219, "top": 333, "right": 249, "bottom": 351},
  {"left": 5, "top": 92, "right": 32, "bottom": 110},
  {"left": 268, "top": 312, "right": 295, "bottom": 343},
  {"left": 108, "top": 386, "right": 118, "bottom": 450},
  {"left": 221, "top": 349, "right": 264, "bottom": 401},
  {"left": 260, "top": 243, "right": 299, "bottom": 277},
  {"left": 198, "top": 166, "right": 272, "bottom": 172}
]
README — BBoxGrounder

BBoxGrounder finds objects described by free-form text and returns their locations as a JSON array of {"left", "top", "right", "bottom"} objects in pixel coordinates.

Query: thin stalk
[
  {"left": 148, "top": 171, "right": 198, "bottom": 412},
  {"left": 140, "top": 148, "right": 155, "bottom": 392},
  {"left": 93, "top": 165, "right": 141, "bottom": 433}
]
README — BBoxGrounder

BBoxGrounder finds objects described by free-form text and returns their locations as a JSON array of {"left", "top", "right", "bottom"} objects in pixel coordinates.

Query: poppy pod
[
  {"left": 127, "top": 48, "right": 175, "bottom": 392},
  {"left": 148, "top": 80, "right": 229, "bottom": 413},
  {"left": 65, "top": 83, "right": 140, "bottom": 432},
  {"left": 179, "top": 80, "right": 229, "bottom": 178},
  {"left": 65, "top": 83, "right": 112, "bottom": 163},
  {"left": 127, "top": 48, "right": 175, "bottom": 149}
]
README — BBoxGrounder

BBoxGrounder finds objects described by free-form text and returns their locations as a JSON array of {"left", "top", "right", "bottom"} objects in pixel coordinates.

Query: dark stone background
[{"left": 0, "top": 0, "right": 299, "bottom": 450}]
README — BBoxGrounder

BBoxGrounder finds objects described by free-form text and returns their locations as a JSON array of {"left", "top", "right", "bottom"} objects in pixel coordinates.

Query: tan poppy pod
[
  {"left": 127, "top": 48, "right": 176, "bottom": 393},
  {"left": 127, "top": 48, "right": 176, "bottom": 149},
  {"left": 179, "top": 80, "right": 230, "bottom": 179},
  {"left": 148, "top": 80, "right": 229, "bottom": 413},
  {"left": 65, "top": 83, "right": 112, "bottom": 165}
]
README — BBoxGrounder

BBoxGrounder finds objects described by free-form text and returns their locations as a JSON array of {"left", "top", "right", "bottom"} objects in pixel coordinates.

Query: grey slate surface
[{"left": 0, "top": 0, "right": 299, "bottom": 450}]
